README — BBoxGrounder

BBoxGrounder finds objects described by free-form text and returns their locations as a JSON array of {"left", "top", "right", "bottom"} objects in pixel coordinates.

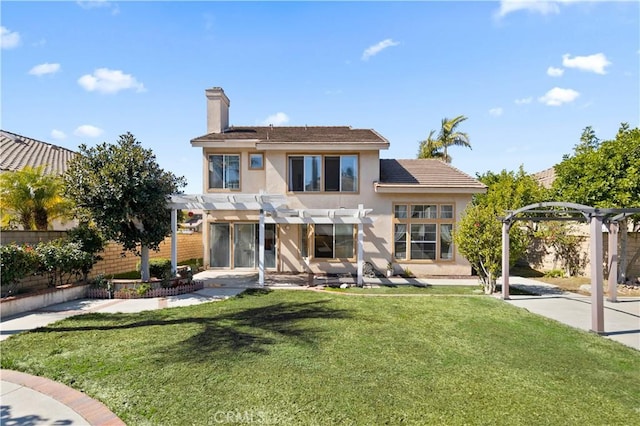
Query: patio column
[
  {"left": 501, "top": 221, "right": 510, "bottom": 300},
  {"left": 357, "top": 222, "right": 364, "bottom": 287},
  {"left": 171, "top": 208, "right": 178, "bottom": 276},
  {"left": 258, "top": 209, "right": 265, "bottom": 287},
  {"left": 590, "top": 214, "right": 605, "bottom": 334},
  {"left": 607, "top": 222, "right": 619, "bottom": 303}
]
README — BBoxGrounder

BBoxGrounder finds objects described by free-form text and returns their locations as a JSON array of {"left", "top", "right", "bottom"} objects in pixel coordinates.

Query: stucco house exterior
[{"left": 186, "top": 87, "right": 486, "bottom": 279}]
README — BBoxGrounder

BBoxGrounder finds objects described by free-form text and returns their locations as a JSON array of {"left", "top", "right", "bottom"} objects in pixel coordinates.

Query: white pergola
[
  {"left": 166, "top": 194, "right": 373, "bottom": 286},
  {"left": 501, "top": 202, "right": 640, "bottom": 334}
]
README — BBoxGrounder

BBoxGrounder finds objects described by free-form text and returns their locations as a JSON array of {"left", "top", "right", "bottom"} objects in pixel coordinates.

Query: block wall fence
[{"left": 1, "top": 231, "right": 203, "bottom": 293}]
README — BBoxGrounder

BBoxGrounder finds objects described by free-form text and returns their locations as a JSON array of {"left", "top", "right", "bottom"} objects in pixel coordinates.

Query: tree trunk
[
  {"left": 140, "top": 245, "right": 150, "bottom": 282},
  {"left": 34, "top": 208, "right": 48, "bottom": 230}
]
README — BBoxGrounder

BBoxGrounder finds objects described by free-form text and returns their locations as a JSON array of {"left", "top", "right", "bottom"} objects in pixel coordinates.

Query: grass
[
  {"left": 323, "top": 284, "right": 481, "bottom": 295},
  {"left": 2, "top": 290, "right": 639, "bottom": 425}
]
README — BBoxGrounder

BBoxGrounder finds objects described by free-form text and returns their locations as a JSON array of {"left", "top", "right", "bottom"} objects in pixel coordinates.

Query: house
[
  {"left": 0, "top": 130, "right": 77, "bottom": 230},
  {"left": 186, "top": 87, "right": 486, "bottom": 278},
  {"left": 0, "top": 130, "right": 76, "bottom": 175}
]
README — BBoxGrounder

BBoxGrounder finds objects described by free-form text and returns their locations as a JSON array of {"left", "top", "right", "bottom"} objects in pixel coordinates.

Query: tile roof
[
  {"left": 0, "top": 130, "right": 76, "bottom": 175},
  {"left": 192, "top": 126, "right": 388, "bottom": 144},
  {"left": 379, "top": 159, "right": 486, "bottom": 189}
]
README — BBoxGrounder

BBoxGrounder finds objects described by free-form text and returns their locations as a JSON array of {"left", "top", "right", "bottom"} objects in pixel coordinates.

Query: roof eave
[{"left": 374, "top": 183, "right": 487, "bottom": 194}]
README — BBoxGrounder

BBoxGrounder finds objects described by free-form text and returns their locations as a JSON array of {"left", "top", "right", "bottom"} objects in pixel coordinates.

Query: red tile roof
[
  {"left": 379, "top": 159, "right": 486, "bottom": 189},
  {"left": 0, "top": 130, "right": 76, "bottom": 175}
]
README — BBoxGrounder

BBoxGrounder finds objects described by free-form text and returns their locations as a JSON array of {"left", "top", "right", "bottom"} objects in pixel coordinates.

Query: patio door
[
  {"left": 234, "top": 224, "right": 256, "bottom": 268},
  {"left": 210, "top": 222, "right": 276, "bottom": 269},
  {"left": 210, "top": 223, "right": 230, "bottom": 268}
]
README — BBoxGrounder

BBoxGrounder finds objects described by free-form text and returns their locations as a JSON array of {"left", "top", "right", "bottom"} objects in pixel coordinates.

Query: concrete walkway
[{"left": 504, "top": 277, "right": 640, "bottom": 351}]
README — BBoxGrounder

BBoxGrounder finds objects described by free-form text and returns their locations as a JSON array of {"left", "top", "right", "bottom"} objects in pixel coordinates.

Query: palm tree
[
  {"left": 417, "top": 130, "right": 450, "bottom": 162},
  {"left": 0, "top": 165, "right": 72, "bottom": 230},
  {"left": 418, "top": 115, "right": 471, "bottom": 163}
]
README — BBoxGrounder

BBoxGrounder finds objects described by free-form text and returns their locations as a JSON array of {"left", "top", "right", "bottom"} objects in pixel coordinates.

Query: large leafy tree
[
  {"left": 455, "top": 167, "right": 547, "bottom": 293},
  {"left": 418, "top": 115, "right": 471, "bottom": 163},
  {"left": 553, "top": 123, "right": 640, "bottom": 281},
  {"left": 63, "top": 132, "right": 186, "bottom": 281},
  {"left": 0, "top": 165, "right": 72, "bottom": 230}
]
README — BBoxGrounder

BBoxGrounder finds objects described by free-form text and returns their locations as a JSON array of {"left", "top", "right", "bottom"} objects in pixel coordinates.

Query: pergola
[
  {"left": 166, "top": 194, "right": 373, "bottom": 286},
  {"left": 501, "top": 202, "right": 640, "bottom": 334}
]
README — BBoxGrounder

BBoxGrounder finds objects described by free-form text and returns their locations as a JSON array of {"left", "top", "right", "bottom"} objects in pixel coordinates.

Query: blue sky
[{"left": 2, "top": 1, "right": 638, "bottom": 193}]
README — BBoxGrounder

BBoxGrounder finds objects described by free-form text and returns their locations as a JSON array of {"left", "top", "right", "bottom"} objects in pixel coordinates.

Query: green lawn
[{"left": 2, "top": 289, "right": 639, "bottom": 425}]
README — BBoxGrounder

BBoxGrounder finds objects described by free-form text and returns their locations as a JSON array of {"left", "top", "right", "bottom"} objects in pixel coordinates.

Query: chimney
[{"left": 205, "top": 87, "right": 230, "bottom": 134}]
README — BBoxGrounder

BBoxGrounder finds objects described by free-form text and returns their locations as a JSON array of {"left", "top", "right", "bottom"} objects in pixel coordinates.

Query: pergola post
[
  {"left": 590, "top": 214, "right": 605, "bottom": 334},
  {"left": 607, "top": 222, "right": 619, "bottom": 303},
  {"left": 258, "top": 209, "right": 265, "bottom": 287},
  {"left": 357, "top": 223, "right": 364, "bottom": 287},
  {"left": 171, "top": 208, "right": 178, "bottom": 276},
  {"left": 501, "top": 221, "right": 510, "bottom": 300}
]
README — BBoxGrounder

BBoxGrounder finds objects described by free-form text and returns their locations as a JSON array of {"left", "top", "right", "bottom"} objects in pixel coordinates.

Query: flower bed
[{"left": 86, "top": 280, "right": 204, "bottom": 299}]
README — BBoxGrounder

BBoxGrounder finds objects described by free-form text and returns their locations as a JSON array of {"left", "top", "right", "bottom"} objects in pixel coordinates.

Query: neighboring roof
[
  {"left": 533, "top": 167, "right": 556, "bottom": 189},
  {"left": 0, "top": 130, "right": 76, "bottom": 175},
  {"left": 377, "top": 159, "right": 487, "bottom": 193},
  {"left": 191, "top": 126, "right": 388, "bottom": 145}
]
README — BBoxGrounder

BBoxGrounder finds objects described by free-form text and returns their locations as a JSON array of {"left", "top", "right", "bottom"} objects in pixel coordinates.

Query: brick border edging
[{"left": 1, "top": 369, "right": 126, "bottom": 426}]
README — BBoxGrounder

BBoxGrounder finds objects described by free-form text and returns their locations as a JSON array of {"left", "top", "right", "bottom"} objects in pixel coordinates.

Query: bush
[
  {"left": 137, "top": 258, "right": 172, "bottom": 280},
  {"left": 544, "top": 269, "right": 565, "bottom": 278},
  {"left": 35, "top": 240, "right": 92, "bottom": 287},
  {"left": 66, "top": 223, "right": 105, "bottom": 280},
  {"left": 0, "top": 243, "right": 38, "bottom": 296}
]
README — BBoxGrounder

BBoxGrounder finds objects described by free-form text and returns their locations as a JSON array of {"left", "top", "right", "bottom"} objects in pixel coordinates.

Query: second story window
[
  {"left": 209, "top": 154, "right": 240, "bottom": 190},
  {"left": 288, "top": 155, "right": 358, "bottom": 192}
]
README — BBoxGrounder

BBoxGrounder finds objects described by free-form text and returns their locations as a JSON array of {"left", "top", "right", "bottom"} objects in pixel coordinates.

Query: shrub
[
  {"left": 136, "top": 282, "right": 152, "bottom": 296},
  {"left": 35, "top": 240, "right": 92, "bottom": 287},
  {"left": 0, "top": 243, "right": 38, "bottom": 296},
  {"left": 66, "top": 223, "right": 105, "bottom": 280},
  {"left": 544, "top": 269, "right": 565, "bottom": 278},
  {"left": 137, "top": 258, "right": 172, "bottom": 280}
]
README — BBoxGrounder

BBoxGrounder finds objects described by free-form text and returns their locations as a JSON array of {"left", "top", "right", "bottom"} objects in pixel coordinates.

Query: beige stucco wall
[{"left": 199, "top": 148, "right": 475, "bottom": 276}]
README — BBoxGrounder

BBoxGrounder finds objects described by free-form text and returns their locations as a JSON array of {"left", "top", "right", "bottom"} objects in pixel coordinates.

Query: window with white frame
[
  {"left": 209, "top": 154, "right": 240, "bottom": 189},
  {"left": 393, "top": 203, "right": 455, "bottom": 261},
  {"left": 288, "top": 155, "right": 358, "bottom": 192}
]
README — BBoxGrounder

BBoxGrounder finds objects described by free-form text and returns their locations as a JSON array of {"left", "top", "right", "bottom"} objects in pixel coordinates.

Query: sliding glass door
[{"left": 210, "top": 222, "right": 276, "bottom": 269}]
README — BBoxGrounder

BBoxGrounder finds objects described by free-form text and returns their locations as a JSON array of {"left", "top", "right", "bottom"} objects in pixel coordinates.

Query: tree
[
  {"left": 455, "top": 167, "right": 547, "bottom": 293},
  {"left": 417, "top": 130, "right": 449, "bottom": 162},
  {"left": 0, "top": 165, "right": 72, "bottom": 230},
  {"left": 418, "top": 115, "right": 471, "bottom": 163},
  {"left": 553, "top": 124, "right": 640, "bottom": 282},
  {"left": 63, "top": 132, "right": 186, "bottom": 281}
]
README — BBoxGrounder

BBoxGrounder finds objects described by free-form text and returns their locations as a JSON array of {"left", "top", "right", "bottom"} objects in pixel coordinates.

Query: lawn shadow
[{"left": 29, "top": 291, "right": 352, "bottom": 362}]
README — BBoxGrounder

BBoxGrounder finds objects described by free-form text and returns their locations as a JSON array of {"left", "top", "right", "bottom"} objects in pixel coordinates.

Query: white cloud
[
  {"left": 562, "top": 53, "right": 611, "bottom": 75},
  {"left": 261, "top": 112, "right": 290, "bottom": 126},
  {"left": 78, "top": 68, "right": 145, "bottom": 94},
  {"left": 51, "top": 129, "right": 67, "bottom": 140},
  {"left": 1, "top": 26, "right": 20, "bottom": 49},
  {"left": 515, "top": 97, "right": 532, "bottom": 105},
  {"left": 547, "top": 66, "right": 564, "bottom": 77},
  {"left": 489, "top": 107, "right": 504, "bottom": 117},
  {"left": 77, "top": 0, "right": 119, "bottom": 14},
  {"left": 74, "top": 125, "right": 103, "bottom": 138},
  {"left": 495, "top": 1, "right": 561, "bottom": 18},
  {"left": 28, "top": 63, "right": 61, "bottom": 76},
  {"left": 362, "top": 39, "right": 399, "bottom": 61},
  {"left": 538, "top": 87, "right": 580, "bottom": 106}
]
